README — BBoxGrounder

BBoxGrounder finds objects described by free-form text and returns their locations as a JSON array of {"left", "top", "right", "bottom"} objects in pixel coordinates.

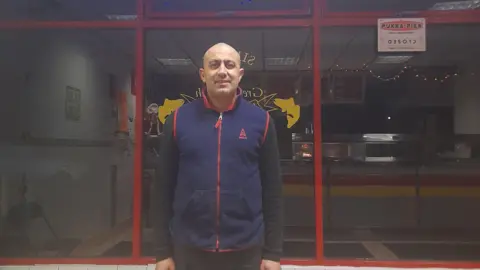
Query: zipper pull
[{"left": 215, "top": 113, "right": 223, "bottom": 128}]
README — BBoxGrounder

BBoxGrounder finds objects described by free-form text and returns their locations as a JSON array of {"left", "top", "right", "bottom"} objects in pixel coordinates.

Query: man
[{"left": 154, "top": 42, "right": 283, "bottom": 270}]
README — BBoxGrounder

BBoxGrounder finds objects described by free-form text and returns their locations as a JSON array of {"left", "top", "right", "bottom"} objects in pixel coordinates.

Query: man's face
[{"left": 199, "top": 43, "right": 244, "bottom": 97}]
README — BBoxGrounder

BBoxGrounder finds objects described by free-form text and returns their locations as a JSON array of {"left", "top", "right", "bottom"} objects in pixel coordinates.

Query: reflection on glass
[
  {"left": 326, "top": 0, "right": 478, "bottom": 12},
  {"left": 149, "top": 0, "right": 310, "bottom": 14},
  {"left": 0, "top": 0, "right": 136, "bottom": 21},
  {"left": 142, "top": 29, "right": 315, "bottom": 259},
  {"left": 321, "top": 25, "right": 480, "bottom": 261},
  {"left": 0, "top": 30, "right": 135, "bottom": 258}
]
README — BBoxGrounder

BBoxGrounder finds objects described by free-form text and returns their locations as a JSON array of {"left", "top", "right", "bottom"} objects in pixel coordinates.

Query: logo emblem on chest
[{"left": 239, "top": 128, "right": 247, "bottom": 140}]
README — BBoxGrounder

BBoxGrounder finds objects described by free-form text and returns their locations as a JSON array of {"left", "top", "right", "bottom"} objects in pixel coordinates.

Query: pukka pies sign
[{"left": 378, "top": 18, "right": 426, "bottom": 52}]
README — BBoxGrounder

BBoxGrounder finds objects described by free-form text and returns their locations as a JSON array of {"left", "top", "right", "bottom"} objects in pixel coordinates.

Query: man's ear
[
  {"left": 239, "top": 68, "right": 245, "bottom": 81},
  {"left": 199, "top": 68, "right": 206, "bottom": 83}
]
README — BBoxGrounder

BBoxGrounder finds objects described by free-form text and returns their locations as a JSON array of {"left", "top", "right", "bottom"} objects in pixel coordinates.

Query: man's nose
[{"left": 218, "top": 64, "right": 227, "bottom": 75}]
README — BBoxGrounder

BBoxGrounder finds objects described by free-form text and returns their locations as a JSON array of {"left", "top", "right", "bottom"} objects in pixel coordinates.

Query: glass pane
[
  {"left": 321, "top": 25, "right": 480, "bottom": 261},
  {"left": 142, "top": 28, "right": 315, "bottom": 259},
  {"left": 327, "top": 0, "right": 480, "bottom": 12},
  {"left": 0, "top": 29, "right": 135, "bottom": 258},
  {"left": 0, "top": 0, "right": 136, "bottom": 21},
  {"left": 149, "top": 0, "right": 310, "bottom": 16}
]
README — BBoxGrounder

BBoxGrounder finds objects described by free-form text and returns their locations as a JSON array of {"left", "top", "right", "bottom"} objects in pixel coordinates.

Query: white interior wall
[
  {"left": 454, "top": 66, "right": 480, "bottom": 135},
  {"left": 0, "top": 30, "right": 135, "bottom": 241}
]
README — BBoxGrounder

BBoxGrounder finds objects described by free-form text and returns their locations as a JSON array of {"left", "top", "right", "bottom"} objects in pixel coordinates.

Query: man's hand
[
  {"left": 261, "top": 259, "right": 281, "bottom": 270},
  {"left": 155, "top": 257, "right": 175, "bottom": 270}
]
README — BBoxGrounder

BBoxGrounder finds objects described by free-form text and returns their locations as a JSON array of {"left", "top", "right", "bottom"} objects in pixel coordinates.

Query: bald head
[
  {"left": 199, "top": 42, "right": 244, "bottom": 99},
  {"left": 203, "top": 42, "right": 241, "bottom": 68}
]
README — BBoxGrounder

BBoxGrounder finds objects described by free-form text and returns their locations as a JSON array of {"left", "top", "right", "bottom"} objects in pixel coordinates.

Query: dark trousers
[{"left": 173, "top": 245, "right": 262, "bottom": 270}]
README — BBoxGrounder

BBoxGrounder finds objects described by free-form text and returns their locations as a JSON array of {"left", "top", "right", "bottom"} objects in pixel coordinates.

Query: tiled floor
[
  {"left": 2, "top": 227, "right": 480, "bottom": 261},
  {"left": 386, "top": 243, "right": 480, "bottom": 261}
]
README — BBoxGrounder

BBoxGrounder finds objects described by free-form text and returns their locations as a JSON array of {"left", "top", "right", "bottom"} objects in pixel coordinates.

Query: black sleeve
[
  {"left": 153, "top": 113, "right": 179, "bottom": 262},
  {"left": 259, "top": 115, "right": 283, "bottom": 262}
]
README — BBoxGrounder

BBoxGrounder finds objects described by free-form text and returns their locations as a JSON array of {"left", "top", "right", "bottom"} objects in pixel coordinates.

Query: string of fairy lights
[{"left": 328, "top": 63, "right": 477, "bottom": 83}]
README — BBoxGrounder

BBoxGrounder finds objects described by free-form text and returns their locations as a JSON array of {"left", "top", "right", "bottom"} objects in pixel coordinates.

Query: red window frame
[
  {"left": 0, "top": 0, "right": 480, "bottom": 268},
  {"left": 144, "top": 0, "right": 311, "bottom": 18}
]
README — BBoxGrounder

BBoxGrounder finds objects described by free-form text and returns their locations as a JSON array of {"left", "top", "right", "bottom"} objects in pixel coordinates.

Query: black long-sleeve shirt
[{"left": 154, "top": 112, "right": 283, "bottom": 262}]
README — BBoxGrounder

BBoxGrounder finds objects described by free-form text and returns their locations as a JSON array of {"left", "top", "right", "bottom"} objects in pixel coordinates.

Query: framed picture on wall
[{"left": 65, "top": 86, "right": 81, "bottom": 121}]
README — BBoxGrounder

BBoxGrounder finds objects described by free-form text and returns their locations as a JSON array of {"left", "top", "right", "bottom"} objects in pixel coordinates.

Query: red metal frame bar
[
  {"left": 312, "top": 0, "right": 324, "bottom": 264},
  {"left": 144, "top": 0, "right": 311, "bottom": 18},
  {"left": 132, "top": 0, "right": 145, "bottom": 259},
  {"left": 0, "top": 18, "right": 312, "bottom": 29},
  {"left": 141, "top": 18, "right": 312, "bottom": 28},
  {"left": 282, "top": 259, "right": 319, "bottom": 265},
  {"left": 131, "top": 0, "right": 145, "bottom": 259},
  {"left": 0, "top": 258, "right": 153, "bottom": 266},
  {"left": 130, "top": 0, "right": 146, "bottom": 258}
]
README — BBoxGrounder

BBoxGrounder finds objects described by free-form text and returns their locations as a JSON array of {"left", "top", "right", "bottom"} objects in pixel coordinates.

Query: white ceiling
[
  {"left": 145, "top": 28, "right": 312, "bottom": 73},
  {"left": 140, "top": 25, "right": 480, "bottom": 74},
  {"left": 2, "top": 25, "right": 480, "bottom": 75},
  {"left": 321, "top": 25, "right": 480, "bottom": 71}
]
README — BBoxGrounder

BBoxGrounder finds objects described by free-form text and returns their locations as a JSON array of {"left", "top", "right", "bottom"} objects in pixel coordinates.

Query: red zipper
[{"left": 214, "top": 112, "right": 223, "bottom": 251}]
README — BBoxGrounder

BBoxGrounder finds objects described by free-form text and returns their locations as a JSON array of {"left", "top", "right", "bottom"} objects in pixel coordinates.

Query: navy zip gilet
[{"left": 170, "top": 90, "right": 270, "bottom": 251}]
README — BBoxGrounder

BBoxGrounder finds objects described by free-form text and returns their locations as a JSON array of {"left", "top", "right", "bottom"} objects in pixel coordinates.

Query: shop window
[
  {"left": 0, "top": 0, "right": 136, "bottom": 21},
  {"left": 320, "top": 24, "right": 480, "bottom": 261},
  {"left": 0, "top": 29, "right": 135, "bottom": 258},
  {"left": 326, "top": 0, "right": 480, "bottom": 13},
  {"left": 146, "top": 0, "right": 311, "bottom": 17},
  {"left": 141, "top": 28, "right": 316, "bottom": 259}
]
